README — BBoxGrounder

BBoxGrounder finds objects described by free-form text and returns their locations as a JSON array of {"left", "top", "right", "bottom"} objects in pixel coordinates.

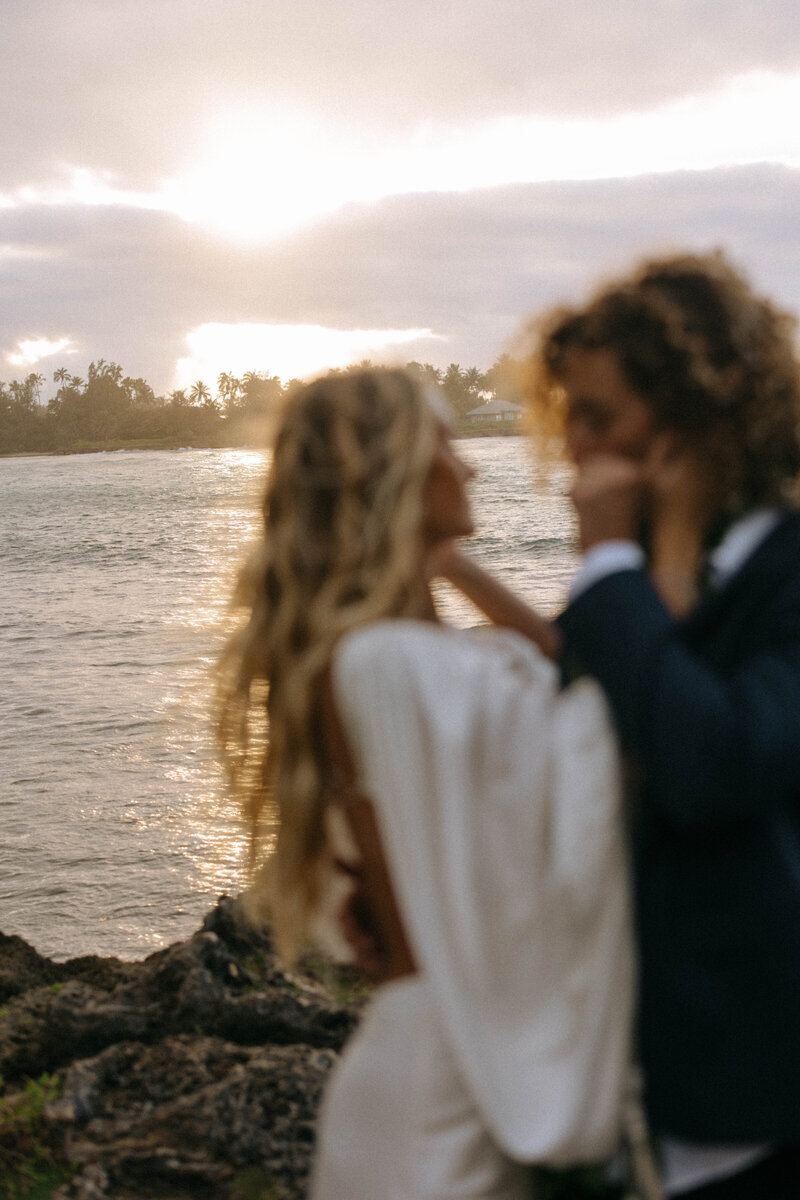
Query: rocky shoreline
[{"left": 0, "top": 896, "right": 364, "bottom": 1199}]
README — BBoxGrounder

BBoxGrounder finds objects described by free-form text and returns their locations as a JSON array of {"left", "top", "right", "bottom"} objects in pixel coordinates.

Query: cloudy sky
[{"left": 2, "top": 0, "right": 800, "bottom": 393}]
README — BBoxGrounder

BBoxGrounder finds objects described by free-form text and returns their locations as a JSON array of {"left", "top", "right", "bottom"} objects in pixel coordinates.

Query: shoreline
[
  {"left": 0, "top": 437, "right": 249, "bottom": 460},
  {"left": 0, "top": 425, "right": 523, "bottom": 460},
  {"left": 0, "top": 894, "right": 364, "bottom": 1199}
]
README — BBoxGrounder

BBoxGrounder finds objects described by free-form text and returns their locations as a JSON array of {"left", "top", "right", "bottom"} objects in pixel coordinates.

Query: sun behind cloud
[
  {"left": 3, "top": 68, "right": 798, "bottom": 249},
  {"left": 163, "top": 69, "right": 800, "bottom": 244}
]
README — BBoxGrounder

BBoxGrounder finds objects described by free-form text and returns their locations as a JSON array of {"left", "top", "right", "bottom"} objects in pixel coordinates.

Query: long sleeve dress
[{"left": 310, "top": 620, "right": 635, "bottom": 1200}]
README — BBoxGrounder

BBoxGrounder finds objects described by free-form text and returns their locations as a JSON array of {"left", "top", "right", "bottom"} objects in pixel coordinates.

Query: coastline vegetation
[
  {"left": 0, "top": 356, "right": 525, "bottom": 457},
  {"left": 0, "top": 1071, "right": 72, "bottom": 1199}
]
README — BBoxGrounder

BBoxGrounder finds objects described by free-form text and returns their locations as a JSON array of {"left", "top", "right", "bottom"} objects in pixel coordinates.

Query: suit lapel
[{"left": 682, "top": 511, "right": 800, "bottom": 642}]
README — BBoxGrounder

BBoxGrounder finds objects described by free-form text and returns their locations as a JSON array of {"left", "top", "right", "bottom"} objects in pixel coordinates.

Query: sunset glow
[
  {"left": 8, "top": 336, "right": 74, "bottom": 368},
  {"left": 175, "top": 322, "right": 446, "bottom": 389},
  {"left": 4, "top": 68, "right": 792, "bottom": 247},
  {"left": 166, "top": 69, "right": 800, "bottom": 243},
  {"left": 3, "top": 2, "right": 800, "bottom": 393}
]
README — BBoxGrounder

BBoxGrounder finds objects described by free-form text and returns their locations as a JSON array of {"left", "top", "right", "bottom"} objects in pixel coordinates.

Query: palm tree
[
  {"left": 53, "top": 366, "right": 69, "bottom": 385},
  {"left": 9, "top": 379, "right": 35, "bottom": 411},
  {"left": 189, "top": 380, "right": 211, "bottom": 406},
  {"left": 26, "top": 372, "right": 46, "bottom": 406},
  {"left": 408, "top": 362, "right": 443, "bottom": 388},
  {"left": 216, "top": 372, "right": 241, "bottom": 415},
  {"left": 87, "top": 359, "right": 123, "bottom": 385},
  {"left": 462, "top": 366, "right": 486, "bottom": 395},
  {"left": 485, "top": 355, "right": 523, "bottom": 400}
]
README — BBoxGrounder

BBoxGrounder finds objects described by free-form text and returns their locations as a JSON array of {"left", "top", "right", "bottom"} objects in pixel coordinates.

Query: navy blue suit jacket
[{"left": 558, "top": 510, "right": 800, "bottom": 1142}]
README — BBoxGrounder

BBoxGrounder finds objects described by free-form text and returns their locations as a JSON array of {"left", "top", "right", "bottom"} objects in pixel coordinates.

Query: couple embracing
[{"left": 217, "top": 251, "right": 800, "bottom": 1199}]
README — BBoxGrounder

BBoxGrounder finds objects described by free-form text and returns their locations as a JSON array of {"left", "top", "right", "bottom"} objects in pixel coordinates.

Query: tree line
[{"left": 0, "top": 356, "right": 524, "bottom": 456}]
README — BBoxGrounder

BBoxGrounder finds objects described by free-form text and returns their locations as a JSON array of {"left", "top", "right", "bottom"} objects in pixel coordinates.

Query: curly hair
[
  {"left": 216, "top": 368, "right": 440, "bottom": 959},
  {"left": 525, "top": 249, "right": 800, "bottom": 513}
]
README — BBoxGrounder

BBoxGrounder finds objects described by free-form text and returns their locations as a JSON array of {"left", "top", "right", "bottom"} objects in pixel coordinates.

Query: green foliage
[
  {"left": 241, "top": 950, "right": 270, "bottom": 982},
  {"left": 226, "top": 1166, "right": 280, "bottom": 1199},
  {"left": 299, "top": 951, "right": 372, "bottom": 1007},
  {"left": 0, "top": 356, "right": 524, "bottom": 456},
  {"left": 0, "top": 1171, "right": 70, "bottom": 1200},
  {"left": 0, "top": 1073, "right": 73, "bottom": 1199},
  {"left": 408, "top": 360, "right": 492, "bottom": 418}
]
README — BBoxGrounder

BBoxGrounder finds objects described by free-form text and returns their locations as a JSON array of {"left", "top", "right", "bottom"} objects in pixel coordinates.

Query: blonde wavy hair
[
  {"left": 216, "top": 368, "right": 440, "bottom": 959},
  {"left": 524, "top": 249, "right": 800, "bottom": 515}
]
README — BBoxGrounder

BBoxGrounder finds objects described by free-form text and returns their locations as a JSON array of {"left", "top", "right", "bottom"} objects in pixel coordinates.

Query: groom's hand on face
[
  {"left": 645, "top": 432, "right": 715, "bottom": 541},
  {"left": 570, "top": 455, "right": 647, "bottom": 552}
]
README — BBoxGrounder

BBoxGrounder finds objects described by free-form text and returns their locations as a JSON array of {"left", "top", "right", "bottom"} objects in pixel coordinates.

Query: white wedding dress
[{"left": 310, "top": 621, "right": 634, "bottom": 1200}]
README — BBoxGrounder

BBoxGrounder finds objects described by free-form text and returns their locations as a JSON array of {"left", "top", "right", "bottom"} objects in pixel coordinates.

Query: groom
[{"left": 550, "top": 262, "right": 800, "bottom": 1197}]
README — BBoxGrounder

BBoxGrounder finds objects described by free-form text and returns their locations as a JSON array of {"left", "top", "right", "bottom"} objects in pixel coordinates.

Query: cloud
[
  {"left": 2, "top": 164, "right": 800, "bottom": 393},
  {"left": 175, "top": 323, "right": 446, "bottom": 387},
  {"left": 3, "top": 0, "right": 800, "bottom": 196},
  {"left": 138, "top": 69, "right": 800, "bottom": 243},
  {"left": 6, "top": 336, "right": 75, "bottom": 368}
]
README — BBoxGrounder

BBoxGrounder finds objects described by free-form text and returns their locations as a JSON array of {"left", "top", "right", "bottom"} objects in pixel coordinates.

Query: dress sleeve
[{"left": 332, "top": 621, "right": 635, "bottom": 1165}]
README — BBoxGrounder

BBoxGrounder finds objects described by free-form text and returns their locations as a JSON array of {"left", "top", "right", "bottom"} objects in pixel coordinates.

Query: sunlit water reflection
[{"left": 0, "top": 442, "right": 575, "bottom": 960}]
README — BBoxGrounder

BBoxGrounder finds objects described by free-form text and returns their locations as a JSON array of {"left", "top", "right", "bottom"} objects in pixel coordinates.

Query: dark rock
[
  {"left": 200, "top": 895, "right": 274, "bottom": 959},
  {"left": 0, "top": 931, "right": 138, "bottom": 1003},
  {"left": 0, "top": 930, "right": 66, "bottom": 1001},
  {"left": 53, "top": 1036, "right": 336, "bottom": 1199},
  {"left": 0, "top": 894, "right": 366, "bottom": 1199}
]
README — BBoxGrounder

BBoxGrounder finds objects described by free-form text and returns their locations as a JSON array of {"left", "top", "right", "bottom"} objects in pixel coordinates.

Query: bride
[{"left": 216, "top": 367, "right": 635, "bottom": 1200}]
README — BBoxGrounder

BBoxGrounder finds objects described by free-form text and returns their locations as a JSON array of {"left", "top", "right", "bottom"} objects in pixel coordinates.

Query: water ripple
[{"left": 0, "top": 442, "right": 572, "bottom": 960}]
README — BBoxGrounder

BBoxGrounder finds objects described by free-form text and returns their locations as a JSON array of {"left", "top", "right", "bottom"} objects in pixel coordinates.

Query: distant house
[{"left": 465, "top": 396, "right": 525, "bottom": 423}]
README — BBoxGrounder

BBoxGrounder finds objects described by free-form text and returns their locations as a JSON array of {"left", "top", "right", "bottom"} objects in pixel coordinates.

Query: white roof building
[{"left": 464, "top": 397, "right": 525, "bottom": 421}]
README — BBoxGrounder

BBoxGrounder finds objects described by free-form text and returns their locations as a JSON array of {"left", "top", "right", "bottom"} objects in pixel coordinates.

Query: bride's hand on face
[
  {"left": 425, "top": 540, "right": 561, "bottom": 660},
  {"left": 425, "top": 539, "right": 469, "bottom": 581}
]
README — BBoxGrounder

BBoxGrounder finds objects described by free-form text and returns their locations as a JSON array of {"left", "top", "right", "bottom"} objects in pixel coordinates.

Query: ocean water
[{"left": 0, "top": 441, "right": 575, "bottom": 960}]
